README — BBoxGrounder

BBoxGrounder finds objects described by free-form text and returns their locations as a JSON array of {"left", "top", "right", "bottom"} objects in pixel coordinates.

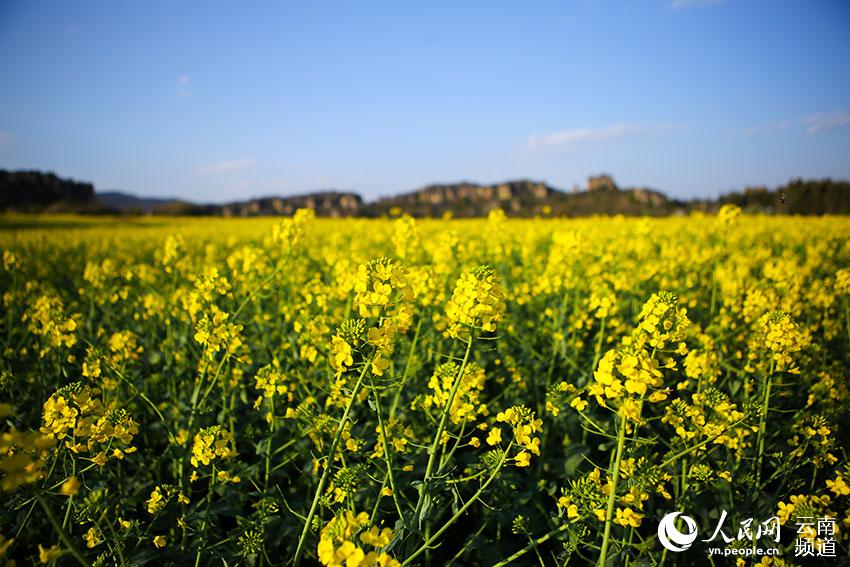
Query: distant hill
[
  {"left": 720, "top": 178, "right": 850, "bottom": 215},
  {"left": 0, "top": 170, "right": 106, "bottom": 213},
  {"left": 367, "top": 180, "right": 556, "bottom": 217},
  {"left": 365, "top": 178, "right": 683, "bottom": 217},
  {"left": 97, "top": 191, "right": 189, "bottom": 214},
  {"left": 3, "top": 169, "right": 849, "bottom": 217},
  {"left": 552, "top": 185, "right": 685, "bottom": 217},
  {"left": 97, "top": 190, "right": 363, "bottom": 217},
  {"left": 218, "top": 192, "right": 363, "bottom": 217}
]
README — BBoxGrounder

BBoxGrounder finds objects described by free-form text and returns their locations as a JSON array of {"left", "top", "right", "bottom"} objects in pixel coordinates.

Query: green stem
[
  {"left": 231, "top": 251, "right": 290, "bottom": 321},
  {"left": 292, "top": 362, "right": 370, "bottom": 566},
  {"left": 658, "top": 418, "right": 747, "bottom": 470},
  {"left": 369, "top": 472, "right": 390, "bottom": 528},
  {"left": 35, "top": 493, "right": 91, "bottom": 567},
  {"left": 490, "top": 523, "right": 570, "bottom": 567},
  {"left": 372, "top": 385, "right": 407, "bottom": 526},
  {"left": 264, "top": 397, "right": 275, "bottom": 489},
  {"left": 194, "top": 465, "right": 216, "bottom": 567},
  {"left": 624, "top": 527, "right": 635, "bottom": 566},
  {"left": 438, "top": 418, "right": 468, "bottom": 473},
  {"left": 590, "top": 317, "right": 606, "bottom": 377},
  {"left": 62, "top": 457, "right": 77, "bottom": 531},
  {"left": 755, "top": 360, "right": 775, "bottom": 487},
  {"left": 709, "top": 278, "right": 717, "bottom": 316},
  {"left": 598, "top": 413, "right": 627, "bottom": 566},
  {"left": 389, "top": 318, "right": 422, "bottom": 420},
  {"left": 410, "top": 332, "right": 475, "bottom": 533},
  {"left": 94, "top": 507, "right": 127, "bottom": 567},
  {"left": 844, "top": 300, "right": 850, "bottom": 351},
  {"left": 402, "top": 440, "right": 512, "bottom": 566}
]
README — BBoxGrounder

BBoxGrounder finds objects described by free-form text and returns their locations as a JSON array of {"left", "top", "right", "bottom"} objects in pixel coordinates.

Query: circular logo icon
[{"left": 657, "top": 512, "right": 698, "bottom": 552}]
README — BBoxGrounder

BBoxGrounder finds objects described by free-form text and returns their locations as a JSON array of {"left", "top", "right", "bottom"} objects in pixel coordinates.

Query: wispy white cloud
[
  {"left": 0, "top": 132, "right": 11, "bottom": 146},
  {"left": 800, "top": 110, "right": 850, "bottom": 135},
  {"left": 197, "top": 158, "right": 256, "bottom": 175},
  {"left": 670, "top": 0, "right": 726, "bottom": 10},
  {"left": 177, "top": 75, "right": 192, "bottom": 99},
  {"left": 734, "top": 121, "right": 790, "bottom": 137},
  {"left": 735, "top": 110, "right": 850, "bottom": 137},
  {"left": 525, "top": 123, "right": 673, "bottom": 153}
]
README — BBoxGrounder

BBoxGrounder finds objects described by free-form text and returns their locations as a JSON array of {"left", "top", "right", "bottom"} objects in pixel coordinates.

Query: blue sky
[{"left": 1, "top": 0, "right": 849, "bottom": 202}]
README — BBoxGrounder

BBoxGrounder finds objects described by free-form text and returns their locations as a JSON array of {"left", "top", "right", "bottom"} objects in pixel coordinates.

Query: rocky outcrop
[
  {"left": 9, "top": 169, "right": 847, "bottom": 218},
  {"left": 367, "top": 180, "right": 555, "bottom": 217},
  {"left": 219, "top": 192, "right": 363, "bottom": 217},
  {"left": 587, "top": 174, "right": 618, "bottom": 192}
]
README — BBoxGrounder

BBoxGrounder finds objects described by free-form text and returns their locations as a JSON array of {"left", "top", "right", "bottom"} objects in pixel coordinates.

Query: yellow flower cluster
[
  {"left": 83, "top": 526, "right": 102, "bottom": 548},
  {"left": 348, "top": 258, "right": 416, "bottom": 376},
  {"left": 444, "top": 265, "right": 506, "bottom": 339},
  {"left": 179, "top": 266, "right": 232, "bottom": 321},
  {"left": 556, "top": 494, "right": 580, "bottom": 519},
  {"left": 2, "top": 250, "right": 20, "bottom": 271},
  {"left": 38, "top": 543, "right": 62, "bottom": 563},
  {"left": 557, "top": 468, "right": 610, "bottom": 525},
  {"left": 317, "top": 510, "right": 399, "bottom": 567},
  {"left": 327, "top": 319, "right": 366, "bottom": 378},
  {"left": 24, "top": 293, "right": 80, "bottom": 354},
  {"left": 776, "top": 493, "right": 840, "bottom": 545},
  {"left": 752, "top": 310, "right": 811, "bottom": 373},
  {"left": 836, "top": 268, "right": 850, "bottom": 295},
  {"left": 194, "top": 310, "right": 245, "bottom": 361},
  {"left": 226, "top": 245, "right": 269, "bottom": 282},
  {"left": 807, "top": 371, "right": 847, "bottom": 409},
  {"left": 420, "top": 362, "right": 488, "bottom": 425},
  {"left": 391, "top": 215, "right": 420, "bottom": 261},
  {"left": 683, "top": 347, "right": 721, "bottom": 388},
  {"left": 717, "top": 203, "right": 742, "bottom": 226},
  {"left": 787, "top": 416, "right": 837, "bottom": 468},
  {"left": 354, "top": 258, "right": 414, "bottom": 325},
  {"left": 159, "top": 233, "right": 185, "bottom": 272},
  {"left": 614, "top": 506, "right": 644, "bottom": 527},
  {"left": 83, "top": 329, "right": 144, "bottom": 389},
  {"left": 324, "top": 465, "right": 362, "bottom": 504},
  {"left": 146, "top": 484, "right": 190, "bottom": 514},
  {"left": 494, "top": 405, "right": 542, "bottom": 467},
  {"left": 191, "top": 425, "right": 237, "bottom": 467},
  {"left": 108, "top": 330, "right": 142, "bottom": 364},
  {"left": 40, "top": 383, "right": 138, "bottom": 461},
  {"left": 588, "top": 292, "right": 689, "bottom": 419},
  {"left": 532, "top": 230, "right": 584, "bottom": 296},
  {"left": 0, "top": 427, "right": 55, "bottom": 490},
  {"left": 253, "top": 364, "right": 293, "bottom": 410},
  {"left": 594, "top": 349, "right": 663, "bottom": 401},
  {"left": 633, "top": 291, "right": 690, "bottom": 350},
  {"left": 82, "top": 258, "right": 116, "bottom": 290},
  {"left": 370, "top": 418, "right": 413, "bottom": 459},
  {"left": 192, "top": 266, "right": 232, "bottom": 303},
  {"left": 662, "top": 389, "right": 749, "bottom": 450},
  {"left": 827, "top": 471, "right": 850, "bottom": 497},
  {"left": 271, "top": 207, "right": 314, "bottom": 253},
  {"left": 588, "top": 286, "right": 618, "bottom": 320}
]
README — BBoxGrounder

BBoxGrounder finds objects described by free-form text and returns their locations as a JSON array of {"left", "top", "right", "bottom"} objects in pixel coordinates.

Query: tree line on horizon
[{"left": 1, "top": 169, "right": 849, "bottom": 217}]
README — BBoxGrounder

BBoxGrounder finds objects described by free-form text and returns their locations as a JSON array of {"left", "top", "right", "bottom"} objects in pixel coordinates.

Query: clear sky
[{"left": 1, "top": 0, "right": 849, "bottom": 203}]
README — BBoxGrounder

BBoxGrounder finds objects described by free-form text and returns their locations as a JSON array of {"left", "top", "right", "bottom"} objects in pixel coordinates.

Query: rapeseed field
[{"left": 1, "top": 208, "right": 849, "bottom": 565}]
